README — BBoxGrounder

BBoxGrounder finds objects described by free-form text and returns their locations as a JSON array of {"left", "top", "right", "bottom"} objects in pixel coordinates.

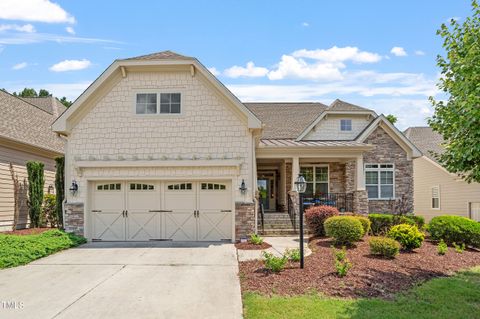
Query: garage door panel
[
  {"left": 92, "top": 211, "right": 125, "bottom": 241},
  {"left": 164, "top": 212, "right": 197, "bottom": 241},
  {"left": 198, "top": 183, "right": 231, "bottom": 211},
  {"left": 93, "top": 182, "right": 124, "bottom": 211},
  {"left": 126, "top": 182, "right": 160, "bottom": 211},
  {"left": 198, "top": 211, "right": 232, "bottom": 241},
  {"left": 126, "top": 212, "right": 161, "bottom": 241}
]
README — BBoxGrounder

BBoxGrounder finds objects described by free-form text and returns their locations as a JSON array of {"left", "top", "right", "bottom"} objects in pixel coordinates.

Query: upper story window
[
  {"left": 135, "top": 93, "right": 181, "bottom": 115},
  {"left": 365, "top": 163, "right": 394, "bottom": 200},
  {"left": 340, "top": 119, "right": 352, "bottom": 131}
]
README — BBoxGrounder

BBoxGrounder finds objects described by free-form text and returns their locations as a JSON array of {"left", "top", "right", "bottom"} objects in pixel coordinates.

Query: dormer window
[
  {"left": 135, "top": 92, "right": 181, "bottom": 115},
  {"left": 340, "top": 119, "right": 352, "bottom": 131}
]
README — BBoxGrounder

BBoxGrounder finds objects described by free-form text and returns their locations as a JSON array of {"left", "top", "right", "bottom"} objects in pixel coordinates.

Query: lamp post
[{"left": 294, "top": 174, "right": 307, "bottom": 269}]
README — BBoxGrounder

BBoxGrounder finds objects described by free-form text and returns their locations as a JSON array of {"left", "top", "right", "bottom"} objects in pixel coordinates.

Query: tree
[
  {"left": 385, "top": 114, "right": 398, "bottom": 125},
  {"left": 59, "top": 96, "right": 73, "bottom": 108},
  {"left": 38, "top": 89, "right": 51, "bottom": 97},
  {"left": 428, "top": 0, "right": 480, "bottom": 183},
  {"left": 26, "top": 161, "right": 44, "bottom": 228},
  {"left": 17, "top": 88, "right": 38, "bottom": 97},
  {"left": 54, "top": 157, "right": 65, "bottom": 228}
]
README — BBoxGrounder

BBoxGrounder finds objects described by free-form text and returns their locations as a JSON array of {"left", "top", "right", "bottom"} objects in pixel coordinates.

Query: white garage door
[{"left": 91, "top": 181, "right": 232, "bottom": 241}]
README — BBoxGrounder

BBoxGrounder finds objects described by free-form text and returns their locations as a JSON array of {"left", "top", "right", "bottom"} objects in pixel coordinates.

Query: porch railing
[
  {"left": 302, "top": 193, "right": 354, "bottom": 213},
  {"left": 259, "top": 202, "right": 265, "bottom": 233}
]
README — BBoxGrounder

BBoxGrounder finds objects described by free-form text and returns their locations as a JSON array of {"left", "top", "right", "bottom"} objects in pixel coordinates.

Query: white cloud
[
  {"left": 12, "top": 62, "right": 28, "bottom": 70},
  {"left": 65, "top": 26, "right": 75, "bottom": 35},
  {"left": 293, "top": 46, "right": 382, "bottom": 63},
  {"left": 0, "top": 0, "right": 75, "bottom": 23},
  {"left": 267, "top": 55, "right": 344, "bottom": 81},
  {"left": 224, "top": 61, "right": 269, "bottom": 78},
  {"left": 414, "top": 50, "right": 425, "bottom": 56},
  {"left": 0, "top": 24, "right": 36, "bottom": 33},
  {"left": 390, "top": 46, "right": 407, "bottom": 57},
  {"left": 49, "top": 59, "right": 91, "bottom": 72},
  {"left": 302, "top": 22, "right": 309, "bottom": 27},
  {"left": 207, "top": 67, "right": 220, "bottom": 76},
  {"left": 0, "top": 33, "right": 122, "bottom": 45}
]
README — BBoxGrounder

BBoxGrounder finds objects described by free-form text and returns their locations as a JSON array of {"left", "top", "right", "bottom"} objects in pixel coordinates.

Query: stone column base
[
  {"left": 353, "top": 190, "right": 368, "bottom": 214},
  {"left": 64, "top": 202, "right": 84, "bottom": 236},
  {"left": 235, "top": 202, "right": 255, "bottom": 240}
]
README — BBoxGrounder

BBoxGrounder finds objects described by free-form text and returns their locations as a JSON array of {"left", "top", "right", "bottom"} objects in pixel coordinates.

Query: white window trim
[
  {"left": 300, "top": 164, "right": 330, "bottom": 196},
  {"left": 340, "top": 119, "right": 352, "bottom": 132},
  {"left": 133, "top": 89, "right": 185, "bottom": 117},
  {"left": 431, "top": 185, "right": 441, "bottom": 210},
  {"left": 365, "top": 163, "right": 395, "bottom": 200}
]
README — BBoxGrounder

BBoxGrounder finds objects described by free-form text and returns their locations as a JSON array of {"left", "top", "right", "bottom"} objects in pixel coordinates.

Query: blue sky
[{"left": 0, "top": 0, "right": 473, "bottom": 129}]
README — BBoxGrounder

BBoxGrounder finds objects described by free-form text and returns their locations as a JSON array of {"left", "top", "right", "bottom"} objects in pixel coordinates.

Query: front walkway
[
  {"left": 237, "top": 236, "right": 312, "bottom": 261},
  {"left": 0, "top": 242, "right": 242, "bottom": 319}
]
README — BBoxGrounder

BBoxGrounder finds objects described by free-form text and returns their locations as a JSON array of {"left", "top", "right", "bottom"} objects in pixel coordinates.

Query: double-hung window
[
  {"left": 135, "top": 92, "right": 181, "bottom": 115},
  {"left": 340, "top": 119, "right": 352, "bottom": 131},
  {"left": 300, "top": 166, "right": 329, "bottom": 197},
  {"left": 365, "top": 164, "right": 394, "bottom": 199}
]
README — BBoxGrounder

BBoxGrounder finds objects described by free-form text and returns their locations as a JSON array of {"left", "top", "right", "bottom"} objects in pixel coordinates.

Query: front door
[{"left": 257, "top": 173, "right": 276, "bottom": 211}]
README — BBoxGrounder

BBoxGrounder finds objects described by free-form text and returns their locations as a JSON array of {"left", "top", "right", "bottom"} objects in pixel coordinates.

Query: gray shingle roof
[
  {"left": 404, "top": 126, "right": 444, "bottom": 163},
  {"left": 259, "top": 139, "right": 370, "bottom": 148},
  {"left": 328, "top": 99, "right": 371, "bottom": 112},
  {"left": 0, "top": 90, "right": 64, "bottom": 154},
  {"left": 244, "top": 102, "right": 328, "bottom": 139},
  {"left": 20, "top": 96, "right": 67, "bottom": 117},
  {"left": 121, "top": 50, "right": 194, "bottom": 61}
]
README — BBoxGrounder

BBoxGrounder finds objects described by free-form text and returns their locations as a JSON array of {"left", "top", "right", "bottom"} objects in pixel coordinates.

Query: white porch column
[
  {"left": 291, "top": 156, "right": 300, "bottom": 191},
  {"left": 280, "top": 160, "right": 286, "bottom": 207},
  {"left": 356, "top": 155, "right": 365, "bottom": 190}
]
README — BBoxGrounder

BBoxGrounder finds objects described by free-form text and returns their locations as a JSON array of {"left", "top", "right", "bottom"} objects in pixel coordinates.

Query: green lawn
[
  {"left": 243, "top": 267, "right": 480, "bottom": 319},
  {"left": 0, "top": 229, "right": 86, "bottom": 268}
]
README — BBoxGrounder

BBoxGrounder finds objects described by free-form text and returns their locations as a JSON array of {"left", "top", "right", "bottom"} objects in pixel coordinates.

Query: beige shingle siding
[
  {"left": 0, "top": 91, "right": 64, "bottom": 154},
  {"left": 304, "top": 114, "right": 373, "bottom": 140}
]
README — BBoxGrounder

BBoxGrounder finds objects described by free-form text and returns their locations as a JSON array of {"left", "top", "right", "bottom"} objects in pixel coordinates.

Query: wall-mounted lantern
[
  {"left": 239, "top": 179, "right": 247, "bottom": 194},
  {"left": 69, "top": 180, "right": 78, "bottom": 196}
]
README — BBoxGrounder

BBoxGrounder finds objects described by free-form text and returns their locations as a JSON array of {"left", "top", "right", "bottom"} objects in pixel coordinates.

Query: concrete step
[{"left": 259, "top": 229, "right": 299, "bottom": 236}]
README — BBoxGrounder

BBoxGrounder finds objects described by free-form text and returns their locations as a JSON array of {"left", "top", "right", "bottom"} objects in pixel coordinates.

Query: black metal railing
[
  {"left": 302, "top": 193, "right": 354, "bottom": 212},
  {"left": 287, "top": 193, "right": 297, "bottom": 231},
  {"left": 259, "top": 202, "right": 265, "bottom": 232}
]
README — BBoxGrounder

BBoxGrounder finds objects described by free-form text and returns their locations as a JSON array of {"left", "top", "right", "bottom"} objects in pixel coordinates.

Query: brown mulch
[
  {"left": 239, "top": 236, "right": 480, "bottom": 299},
  {"left": 0, "top": 228, "right": 52, "bottom": 236},
  {"left": 235, "top": 241, "right": 272, "bottom": 250}
]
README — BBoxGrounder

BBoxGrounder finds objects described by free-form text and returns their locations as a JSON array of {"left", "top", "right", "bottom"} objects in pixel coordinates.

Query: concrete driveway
[{"left": 0, "top": 242, "right": 242, "bottom": 319}]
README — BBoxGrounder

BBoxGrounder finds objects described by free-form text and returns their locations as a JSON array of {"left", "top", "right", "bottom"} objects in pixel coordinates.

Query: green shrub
[
  {"left": 369, "top": 214, "right": 395, "bottom": 235},
  {"left": 428, "top": 215, "right": 480, "bottom": 248},
  {"left": 453, "top": 242, "right": 466, "bottom": 253},
  {"left": 437, "top": 239, "right": 448, "bottom": 255},
  {"left": 250, "top": 233, "right": 264, "bottom": 245},
  {"left": 305, "top": 206, "right": 339, "bottom": 236},
  {"left": 54, "top": 157, "right": 65, "bottom": 228},
  {"left": 262, "top": 251, "right": 288, "bottom": 273},
  {"left": 369, "top": 236, "right": 400, "bottom": 258},
  {"left": 332, "top": 246, "right": 352, "bottom": 277},
  {"left": 410, "top": 215, "right": 426, "bottom": 229},
  {"left": 26, "top": 161, "right": 45, "bottom": 228},
  {"left": 284, "top": 248, "right": 301, "bottom": 262},
  {"left": 353, "top": 215, "right": 371, "bottom": 236},
  {"left": 324, "top": 216, "right": 364, "bottom": 245},
  {"left": 388, "top": 224, "right": 425, "bottom": 251},
  {"left": 41, "top": 194, "right": 57, "bottom": 228}
]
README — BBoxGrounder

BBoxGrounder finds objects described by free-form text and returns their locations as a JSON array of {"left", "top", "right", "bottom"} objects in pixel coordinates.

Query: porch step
[{"left": 259, "top": 229, "right": 299, "bottom": 236}]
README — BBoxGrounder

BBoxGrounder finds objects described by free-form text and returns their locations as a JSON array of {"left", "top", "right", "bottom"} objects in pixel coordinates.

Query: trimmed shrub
[
  {"left": 305, "top": 205, "right": 339, "bottom": 236},
  {"left": 353, "top": 216, "right": 371, "bottom": 236},
  {"left": 388, "top": 224, "right": 425, "bottom": 251},
  {"left": 369, "top": 236, "right": 400, "bottom": 258},
  {"left": 369, "top": 214, "right": 395, "bottom": 235},
  {"left": 410, "top": 215, "right": 426, "bottom": 229},
  {"left": 324, "top": 216, "right": 364, "bottom": 245},
  {"left": 428, "top": 215, "right": 480, "bottom": 248},
  {"left": 26, "top": 161, "right": 45, "bottom": 228}
]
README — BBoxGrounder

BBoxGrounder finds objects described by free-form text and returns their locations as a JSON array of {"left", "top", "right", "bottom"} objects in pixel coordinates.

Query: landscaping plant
[
  {"left": 332, "top": 246, "right": 351, "bottom": 277},
  {"left": 262, "top": 251, "right": 288, "bottom": 273},
  {"left": 388, "top": 224, "right": 424, "bottom": 251},
  {"left": 369, "top": 214, "right": 395, "bottom": 235},
  {"left": 284, "top": 248, "right": 301, "bottom": 262},
  {"left": 353, "top": 215, "right": 371, "bottom": 236},
  {"left": 428, "top": 215, "right": 480, "bottom": 248},
  {"left": 250, "top": 233, "right": 264, "bottom": 245},
  {"left": 437, "top": 239, "right": 448, "bottom": 255},
  {"left": 453, "top": 242, "right": 466, "bottom": 254},
  {"left": 54, "top": 157, "right": 65, "bottom": 228},
  {"left": 26, "top": 161, "right": 45, "bottom": 228},
  {"left": 42, "top": 194, "right": 57, "bottom": 227},
  {"left": 304, "top": 205, "right": 339, "bottom": 236},
  {"left": 369, "top": 236, "right": 400, "bottom": 259},
  {"left": 324, "top": 216, "right": 364, "bottom": 245}
]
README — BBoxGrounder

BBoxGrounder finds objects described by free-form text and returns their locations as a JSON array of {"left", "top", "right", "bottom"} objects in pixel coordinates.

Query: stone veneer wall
[
  {"left": 64, "top": 202, "right": 84, "bottom": 236},
  {"left": 363, "top": 126, "right": 414, "bottom": 213},
  {"left": 235, "top": 202, "right": 255, "bottom": 240},
  {"left": 329, "top": 162, "right": 346, "bottom": 193}
]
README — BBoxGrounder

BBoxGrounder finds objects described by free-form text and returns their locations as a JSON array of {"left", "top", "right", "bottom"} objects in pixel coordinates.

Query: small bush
[
  {"left": 437, "top": 239, "right": 448, "bottom": 255},
  {"left": 332, "top": 246, "right": 352, "bottom": 277},
  {"left": 353, "top": 215, "right": 371, "bottom": 236},
  {"left": 453, "top": 242, "right": 466, "bottom": 254},
  {"left": 428, "top": 215, "right": 480, "bottom": 248},
  {"left": 262, "top": 251, "right": 288, "bottom": 273},
  {"left": 388, "top": 224, "right": 425, "bottom": 251},
  {"left": 369, "top": 214, "right": 395, "bottom": 235},
  {"left": 369, "top": 236, "right": 400, "bottom": 258},
  {"left": 250, "top": 233, "right": 264, "bottom": 245},
  {"left": 284, "top": 248, "right": 301, "bottom": 262},
  {"left": 324, "top": 216, "right": 364, "bottom": 245},
  {"left": 305, "top": 206, "right": 339, "bottom": 236}
]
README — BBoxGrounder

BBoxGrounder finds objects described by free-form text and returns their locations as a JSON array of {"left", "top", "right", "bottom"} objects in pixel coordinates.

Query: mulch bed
[
  {"left": 0, "top": 228, "right": 52, "bottom": 236},
  {"left": 239, "top": 236, "right": 480, "bottom": 299},
  {"left": 235, "top": 241, "right": 272, "bottom": 250}
]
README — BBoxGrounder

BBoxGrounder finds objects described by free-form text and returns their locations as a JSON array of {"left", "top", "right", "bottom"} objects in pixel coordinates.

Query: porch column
[
  {"left": 280, "top": 160, "right": 286, "bottom": 208},
  {"left": 291, "top": 156, "right": 300, "bottom": 191},
  {"left": 356, "top": 155, "right": 365, "bottom": 190}
]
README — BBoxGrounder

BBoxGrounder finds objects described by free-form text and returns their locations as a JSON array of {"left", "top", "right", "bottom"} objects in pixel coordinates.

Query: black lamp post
[{"left": 294, "top": 174, "right": 307, "bottom": 268}]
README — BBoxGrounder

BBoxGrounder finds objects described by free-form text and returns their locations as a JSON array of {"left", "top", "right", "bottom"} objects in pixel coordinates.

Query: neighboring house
[
  {"left": 52, "top": 51, "right": 421, "bottom": 242},
  {"left": 405, "top": 126, "right": 480, "bottom": 222},
  {"left": 0, "top": 91, "right": 65, "bottom": 230}
]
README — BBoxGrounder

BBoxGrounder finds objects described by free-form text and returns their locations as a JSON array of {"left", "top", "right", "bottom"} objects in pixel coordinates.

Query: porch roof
[{"left": 258, "top": 139, "right": 371, "bottom": 148}]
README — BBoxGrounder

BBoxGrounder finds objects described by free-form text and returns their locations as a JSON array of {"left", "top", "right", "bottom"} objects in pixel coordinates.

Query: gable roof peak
[
  {"left": 120, "top": 50, "right": 194, "bottom": 61},
  {"left": 327, "top": 99, "right": 372, "bottom": 112}
]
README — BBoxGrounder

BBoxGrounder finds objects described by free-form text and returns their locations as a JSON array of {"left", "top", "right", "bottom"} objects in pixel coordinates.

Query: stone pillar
[
  {"left": 235, "top": 202, "right": 255, "bottom": 240},
  {"left": 353, "top": 190, "right": 368, "bottom": 214},
  {"left": 345, "top": 160, "right": 356, "bottom": 193},
  {"left": 64, "top": 202, "right": 84, "bottom": 236}
]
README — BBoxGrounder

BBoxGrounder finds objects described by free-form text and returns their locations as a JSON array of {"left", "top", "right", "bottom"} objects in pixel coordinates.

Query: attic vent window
[
  {"left": 135, "top": 93, "right": 181, "bottom": 115},
  {"left": 340, "top": 119, "right": 352, "bottom": 131}
]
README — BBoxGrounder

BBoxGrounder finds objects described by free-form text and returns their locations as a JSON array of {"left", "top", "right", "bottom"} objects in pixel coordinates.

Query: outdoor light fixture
[
  {"left": 69, "top": 180, "right": 78, "bottom": 196},
  {"left": 239, "top": 179, "right": 247, "bottom": 194},
  {"left": 294, "top": 174, "right": 307, "bottom": 269}
]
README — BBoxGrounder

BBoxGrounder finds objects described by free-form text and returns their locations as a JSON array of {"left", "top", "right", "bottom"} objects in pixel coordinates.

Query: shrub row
[
  {"left": 368, "top": 214, "right": 425, "bottom": 235},
  {"left": 428, "top": 215, "right": 480, "bottom": 248}
]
